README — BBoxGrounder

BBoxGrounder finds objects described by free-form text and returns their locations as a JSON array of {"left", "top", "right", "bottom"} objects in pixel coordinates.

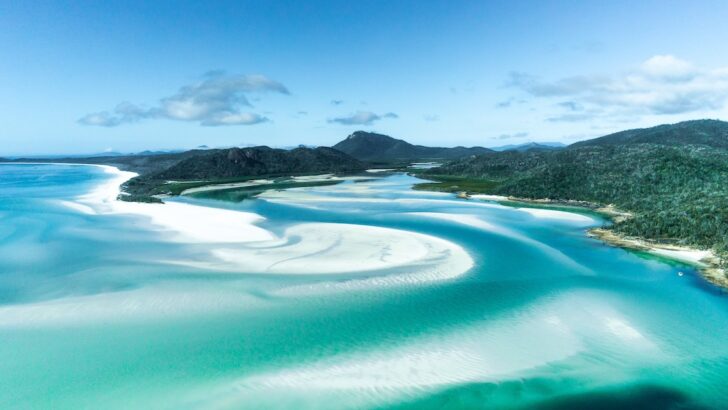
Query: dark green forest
[{"left": 425, "top": 120, "right": 728, "bottom": 266}]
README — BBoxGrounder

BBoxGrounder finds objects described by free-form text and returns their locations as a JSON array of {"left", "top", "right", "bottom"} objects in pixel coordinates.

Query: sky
[{"left": 2, "top": 0, "right": 728, "bottom": 155}]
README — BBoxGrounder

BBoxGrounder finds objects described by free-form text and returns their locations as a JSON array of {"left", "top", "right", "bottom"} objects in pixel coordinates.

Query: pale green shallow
[{"left": 0, "top": 164, "right": 727, "bottom": 409}]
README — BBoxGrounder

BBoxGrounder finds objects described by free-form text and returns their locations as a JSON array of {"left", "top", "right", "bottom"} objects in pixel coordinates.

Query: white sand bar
[
  {"left": 180, "top": 179, "right": 274, "bottom": 195},
  {"left": 517, "top": 207, "right": 595, "bottom": 224},
  {"left": 67, "top": 165, "right": 275, "bottom": 243},
  {"left": 173, "top": 222, "right": 474, "bottom": 277},
  {"left": 62, "top": 165, "right": 473, "bottom": 279},
  {"left": 366, "top": 168, "right": 395, "bottom": 173},
  {"left": 470, "top": 194, "right": 510, "bottom": 201}
]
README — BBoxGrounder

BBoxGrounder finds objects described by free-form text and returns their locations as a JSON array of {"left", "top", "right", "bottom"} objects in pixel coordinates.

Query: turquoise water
[{"left": 1, "top": 164, "right": 727, "bottom": 409}]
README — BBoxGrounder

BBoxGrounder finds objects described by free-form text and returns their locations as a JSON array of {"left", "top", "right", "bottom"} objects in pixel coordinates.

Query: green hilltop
[{"left": 332, "top": 130, "right": 492, "bottom": 163}]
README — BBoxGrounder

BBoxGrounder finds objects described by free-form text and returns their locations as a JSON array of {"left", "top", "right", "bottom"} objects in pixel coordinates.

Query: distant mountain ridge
[
  {"left": 490, "top": 142, "right": 565, "bottom": 152},
  {"left": 332, "top": 131, "right": 492, "bottom": 161},
  {"left": 570, "top": 119, "right": 728, "bottom": 149}
]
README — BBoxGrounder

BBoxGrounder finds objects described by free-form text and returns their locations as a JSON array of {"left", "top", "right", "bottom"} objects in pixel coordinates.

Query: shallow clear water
[{"left": 1, "top": 164, "right": 727, "bottom": 409}]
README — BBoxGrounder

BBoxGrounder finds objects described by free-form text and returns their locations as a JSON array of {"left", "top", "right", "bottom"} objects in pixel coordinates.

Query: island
[{"left": 412, "top": 119, "right": 728, "bottom": 287}]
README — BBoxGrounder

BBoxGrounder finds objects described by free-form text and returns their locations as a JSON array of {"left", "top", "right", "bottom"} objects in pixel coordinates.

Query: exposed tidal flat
[{"left": 1, "top": 164, "right": 728, "bottom": 409}]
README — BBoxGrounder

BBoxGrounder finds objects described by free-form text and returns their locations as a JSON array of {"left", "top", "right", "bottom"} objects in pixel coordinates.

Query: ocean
[{"left": 1, "top": 163, "right": 727, "bottom": 409}]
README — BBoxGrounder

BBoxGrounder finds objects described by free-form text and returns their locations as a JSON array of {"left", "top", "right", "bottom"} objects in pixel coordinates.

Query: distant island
[
  {"left": 332, "top": 131, "right": 493, "bottom": 163},
  {"left": 489, "top": 141, "right": 566, "bottom": 152}
]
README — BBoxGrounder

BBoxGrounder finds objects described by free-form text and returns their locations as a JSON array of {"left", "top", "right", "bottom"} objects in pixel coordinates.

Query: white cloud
[
  {"left": 495, "top": 132, "right": 529, "bottom": 140},
  {"left": 640, "top": 55, "right": 696, "bottom": 81},
  {"left": 78, "top": 111, "right": 122, "bottom": 127},
  {"left": 328, "top": 111, "right": 398, "bottom": 125},
  {"left": 79, "top": 72, "right": 288, "bottom": 127},
  {"left": 201, "top": 112, "right": 268, "bottom": 126},
  {"left": 507, "top": 55, "right": 728, "bottom": 121}
]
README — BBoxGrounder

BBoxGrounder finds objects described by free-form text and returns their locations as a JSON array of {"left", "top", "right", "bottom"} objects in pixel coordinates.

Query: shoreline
[
  {"left": 452, "top": 189, "right": 727, "bottom": 289},
  {"left": 503, "top": 199, "right": 726, "bottom": 289},
  {"left": 30, "top": 163, "right": 476, "bottom": 282},
  {"left": 472, "top": 194, "right": 632, "bottom": 222},
  {"left": 587, "top": 228, "right": 727, "bottom": 289},
  {"left": 10, "top": 162, "right": 724, "bottom": 289},
  {"left": 71, "top": 164, "right": 276, "bottom": 244}
]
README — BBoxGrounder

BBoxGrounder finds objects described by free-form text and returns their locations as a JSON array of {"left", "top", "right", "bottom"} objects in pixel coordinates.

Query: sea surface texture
[{"left": 1, "top": 164, "right": 727, "bottom": 409}]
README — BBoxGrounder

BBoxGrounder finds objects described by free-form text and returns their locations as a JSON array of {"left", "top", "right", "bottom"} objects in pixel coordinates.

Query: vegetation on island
[
  {"left": 419, "top": 120, "right": 728, "bottom": 271},
  {"left": 122, "top": 146, "right": 366, "bottom": 199},
  {"left": 333, "top": 131, "right": 492, "bottom": 162},
  {"left": 187, "top": 179, "right": 341, "bottom": 202},
  {"left": 412, "top": 175, "right": 500, "bottom": 193}
]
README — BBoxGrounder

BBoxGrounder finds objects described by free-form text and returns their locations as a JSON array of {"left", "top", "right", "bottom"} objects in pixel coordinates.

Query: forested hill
[
  {"left": 333, "top": 131, "right": 492, "bottom": 161},
  {"left": 152, "top": 146, "right": 364, "bottom": 180},
  {"left": 424, "top": 120, "right": 728, "bottom": 265},
  {"left": 570, "top": 119, "right": 728, "bottom": 149},
  {"left": 118, "top": 146, "right": 365, "bottom": 200}
]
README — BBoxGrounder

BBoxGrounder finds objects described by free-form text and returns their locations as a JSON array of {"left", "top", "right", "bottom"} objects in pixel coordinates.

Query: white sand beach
[
  {"left": 650, "top": 248, "right": 713, "bottom": 267},
  {"left": 366, "top": 168, "right": 395, "bottom": 173},
  {"left": 70, "top": 165, "right": 275, "bottom": 243},
  {"left": 180, "top": 179, "right": 274, "bottom": 195},
  {"left": 516, "top": 207, "right": 595, "bottom": 223},
  {"left": 470, "top": 194, "right": 596, "bottom": 223},
  {"left": 470, "top": 194, "right": 510, "bottom": 201},
  {"left": 61, "top": 165, "right": 474, "bottom": 281}
]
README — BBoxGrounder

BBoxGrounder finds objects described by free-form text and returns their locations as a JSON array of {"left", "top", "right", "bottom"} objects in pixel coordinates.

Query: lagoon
[{"left": 1, "top": 164, "right": 727, "bottom": 409}]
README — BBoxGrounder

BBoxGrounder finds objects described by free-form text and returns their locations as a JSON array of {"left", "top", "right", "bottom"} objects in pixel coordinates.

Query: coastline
[
  {"left": 587, "top": 228, "right": 727, "bottom": 289},
  {"left": 11, "top": 162, "right": 724, "bottom": 289},
  {"left": 471, "top": 194, "right": 632, "bottom": 222},
  {"left": 72, "top": 164, "right": 276, "bottom": 244},
  {"left": 465, "top": 192, "right": 726, "bottom": 289},
  {"left": 52, "top": 164, "right": 475, "bottom": 282},
  {"left": 514, "top": 200, "right": 725, "bottom": 289}
]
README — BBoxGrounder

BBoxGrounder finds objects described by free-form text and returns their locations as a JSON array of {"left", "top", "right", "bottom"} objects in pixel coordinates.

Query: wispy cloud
[
  {"left": 424, "top": 114, "right": 439, "bottom": 122},
  {"left": 495, "top": 132, "right": 529, "bottom": 140},
  {"left": 78, "top": 111, "right": 124, "bottom": 127},
  {"left": 507, "top": 55, "right": 728, "bottom": 121},
  {"left": 546, "top": 113, "right": 598, "bottom": 123},
  {"left": 495, "top": 97, "right": 526, "bottom": 109},
  {"left": 79, "top": 72, "right": 289, "bottom": 127},
  {"left": 496, "top": 99, "right": 513, "bottom": 108},
  {"left": 328, "top": 111, "right": 398, "bottom": 125},
  {"left": 557, "top": 101, "right": 583, "bottom": 111}
]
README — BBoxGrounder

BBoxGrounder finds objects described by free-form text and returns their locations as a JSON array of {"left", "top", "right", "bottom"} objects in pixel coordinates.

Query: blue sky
[{"left": 2, "top": 0, "right": 728, "bottom": 155}]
